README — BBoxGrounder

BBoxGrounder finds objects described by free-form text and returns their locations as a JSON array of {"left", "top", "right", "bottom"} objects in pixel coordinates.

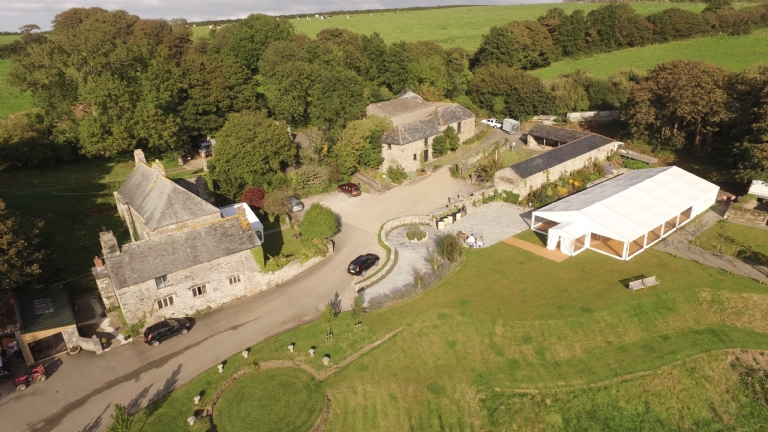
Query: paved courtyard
[{"left": 364, "top": 205, "right": 529, "bottom": 301}]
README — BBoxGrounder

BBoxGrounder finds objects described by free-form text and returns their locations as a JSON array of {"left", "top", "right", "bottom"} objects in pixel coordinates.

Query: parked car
[
  {"left": 481, "top": 118, "right": 502, "bottom": 129},
  {"left": 288, "top": 196, "right": 304, "bottom": 212},
  {"left": 200, "top": 141, "right": 213, "bottom": 157},
  {"left": 338, "top": 183, "right": 361, "bottom": 197},
  {"left": 144, "top": 318, "right": 191, "bottom": 347},
  {"left": 348, "top": 253, "right": 380, "bottom": 276}
]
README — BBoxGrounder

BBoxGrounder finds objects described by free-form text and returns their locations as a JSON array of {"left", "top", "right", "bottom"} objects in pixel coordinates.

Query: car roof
[
  {"left": 287, "top": 197, "right": 301, "bottom": 203},
  {"left": 340, "top": 182, "right": 359, "bottom": 188}
]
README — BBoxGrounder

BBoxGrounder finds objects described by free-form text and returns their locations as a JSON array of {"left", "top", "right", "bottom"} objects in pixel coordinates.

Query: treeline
[{"left": 473, "top": 0, "right": 768, "bottom": 73}]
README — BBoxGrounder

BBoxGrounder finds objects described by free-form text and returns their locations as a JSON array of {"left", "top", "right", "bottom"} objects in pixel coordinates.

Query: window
[
  {"left": 155, "top": 275, "right": 170, "bottom": 289},
  {"left": 457, "top": 121, "right": 462, "bottom": 134},
  {"left": 156, "top": 295, "right": 174, "bottom": 310},
  {"left": 228, "top": 275, "right": 241, "bottom": 285},
  {"left": 424, "top": 138, "right": 428, "bottom": 148},
  {"left": 413, "top": 153, "right": 417, "bottom": 161},
  {"left": 191, "top": 284, "right": 207, "bottom": 297},
  {"left": 387, "top": 144, "right": 391, "bottom": 150}
]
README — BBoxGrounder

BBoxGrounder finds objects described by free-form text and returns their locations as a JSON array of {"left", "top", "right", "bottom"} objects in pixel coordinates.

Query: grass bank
[
  {"left": 532, "top": 28, "right": 768, "bottom": 81},
  {"left": 694, "top": 220, "right": 768, "bottom": 263}
]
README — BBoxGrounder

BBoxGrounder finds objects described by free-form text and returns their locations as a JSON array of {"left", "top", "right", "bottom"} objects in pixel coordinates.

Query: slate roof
[
  {"left": 510, "top": 134, "right": 616, "bottom": 179},
  {"left": 434, "top": 104, "right": 475, "bottom": 126},
  {"left": 18, "top": 287, "right": 76, "bottom": 334},
  {"left": 116, "top": 164, "right": 220, "bottom": 232},
  {"left": 368, "top": 95, "right": 433, "bottom": 117},
  {"left": 105, "top": 216, "right": 261, "bottom": 290},
  {"left": 381, "top": 117, "right": 442, "bottom": 146},
  {"left": 527, "top": 124, "right": 591, "bottom": 144}
]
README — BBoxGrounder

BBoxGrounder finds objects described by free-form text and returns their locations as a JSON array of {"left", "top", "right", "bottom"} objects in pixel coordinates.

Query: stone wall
[
  {"left": 494, "top": 143, "right": 616, "bottom": 199},
  {"left": 77, "top": 335, "right": 104, "bottom": 354},
  {"left": 62, "top": 328, "right": 80, "bottom": 351},
  {"left": 93, "top": 266, "right": 119, "bottom": 309},
  {"left": 381, "top": 119, "right": 476, "bottom": 173}
]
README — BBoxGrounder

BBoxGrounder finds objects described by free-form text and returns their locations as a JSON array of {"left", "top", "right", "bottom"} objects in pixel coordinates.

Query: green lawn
[
  {"left": 190, "top": 3, "right": 704, "bottom": 52},
  {"left": 215, "top": 368, "right": 325, "bottom": 432},
  {"left": 532, "top": 28, "right": 768, "bottom": 81},
  {"left": 694, "top": 220, "right": 768, "bottom": 263},
  {"left": 132, "top": 238, "right": 768, "bottom": 430},
  {"left": 0, "top": 156, "right": 201, "bottom": 294},
  {"left": 0, "top": 57, "right": 33, "bottom": 118},
  {"left": 0, "top": 34, "right": 21, "bottom": 44}
]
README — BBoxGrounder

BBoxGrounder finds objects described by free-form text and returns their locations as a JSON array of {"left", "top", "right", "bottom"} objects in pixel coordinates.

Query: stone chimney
[
  {"left": 152, "top": 159, "right": 166, "bottom": 178},
  {"left": 99, "top": 230, "right": 120, "bottom": 257},
  {"left": 93, "top": 256, "right": 103, "bottom": 268},
  {"left": 134, "top": 149, "right": 147, "bottom": 166}
]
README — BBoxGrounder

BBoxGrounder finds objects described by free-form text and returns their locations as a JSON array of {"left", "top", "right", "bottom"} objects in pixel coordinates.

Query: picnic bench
[{"left": 628, "top": 276, "right": 660, "bottom": 293}]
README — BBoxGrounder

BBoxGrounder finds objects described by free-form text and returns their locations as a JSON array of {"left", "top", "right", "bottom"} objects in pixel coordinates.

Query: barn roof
[
  {"left": 381, "top": 117, "right": 442, "bottom": 146},
  {"left": 116, "top": 164, "right": 220, "bottom": 232},
  {"left": 17, "top": 287, "right": 76, "bottom": 334},
  {"left": 510, "top": 134, "right": 615, "bottom": 178},
  {"left": 434, "top": 104, "right": 475, "bottom": 126},
  {"left": 527, "top": 124, "right": 591, "bottom": 143}
]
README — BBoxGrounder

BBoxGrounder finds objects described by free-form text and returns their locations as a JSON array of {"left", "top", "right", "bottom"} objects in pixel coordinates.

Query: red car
[{"left": 338, "top": 183, "right": 361, "bottom": 197}]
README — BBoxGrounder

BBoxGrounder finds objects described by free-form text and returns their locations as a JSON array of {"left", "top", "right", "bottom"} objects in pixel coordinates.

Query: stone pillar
[
  {"left": 62, "top": 328, "right": 79, "bottom": 350},
  {"left": 92, "top": 257, "right": 119, "bottom": 309},
  {"left": 134, "top": 149, "right": 147, "bottom": 165},
  {"left": 14, "top": 331, "right": 34, "bottom": 366},
  {"left": 152, "top": 159, "right": 166, "bottom": 178},
  {"left": 99, "top": 231, "right": 120, "bottom": 257}
]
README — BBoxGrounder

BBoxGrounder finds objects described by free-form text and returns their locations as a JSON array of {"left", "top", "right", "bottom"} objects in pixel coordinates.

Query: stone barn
[
  {"left": 367, "top": 92, "right": 475, "bottom": 172},
  {"left": 495, "top": 131, "right": 621, "bottom": 199},
  {"left": 526, "top": 124, "right": 592, "bottom": 148}
]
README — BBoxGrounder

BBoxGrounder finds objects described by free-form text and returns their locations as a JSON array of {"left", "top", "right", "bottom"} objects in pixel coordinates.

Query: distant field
[
  {"left": 0, "top": 34, "right": 20, "bottom": 44},
  {"left": 191, "top": 3, "right": 706, "bottom": 51},
  {"left": 0, "top": 58, "right": 33, "bottom": 118},
  {"left": 532, "top": 29, "right": 768, "bottom": 80}
]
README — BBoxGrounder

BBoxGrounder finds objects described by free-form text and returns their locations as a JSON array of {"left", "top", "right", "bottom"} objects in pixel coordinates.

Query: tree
[
  {"left": 703, "top": 0, "right": 735, "bottom": 15},
  {"left": 241, "top": 187, "right": 266, "bottom": 208},
  {"left": 210, "top": 110, "right": 296, "bottom": 199},
  {"left": 351, "top": 295, "right": 363, "bottom": 327},
  {"left": 508, "top": 20, "right": 557, "bottom": 70},
  {"left": 431, "top": 135, "right": 449, "bottom": 158},
  {"left": 471, "top": 25, "right": 518, "bottom": 70},
  {"left": 328, "top": 116, "right": 391, "bottom": 176},
  {"left": 385, "top": 41, "right": 415, "bottom": 94},
  {"left": 469, "top": 65, "right": 554, "bottom": 119},
  {"left": 262, "top": 188, "right": 293, "bottom": 217},
  {"left": 107, "top": 403, "right": 132, "bottom": 432},
  {"left": 310, "top": 67, "right": 367, "bottom": 131},
  {"left": 212, "top": 14, "right": 294, "bottom": 72},
  {"left": 320, "top": 304, "right": 336, "bottom": 338},
  {"left": 0, "top": 199, "right": 44, "bottom": 299},
  {"left": 300, "top": 203, "right": 337, "bottom": 240}
]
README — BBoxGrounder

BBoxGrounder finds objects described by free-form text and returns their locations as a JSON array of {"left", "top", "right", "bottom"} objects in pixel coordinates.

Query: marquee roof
[{"left": 533, "top": 166, "right": 719, "bottom": 243}]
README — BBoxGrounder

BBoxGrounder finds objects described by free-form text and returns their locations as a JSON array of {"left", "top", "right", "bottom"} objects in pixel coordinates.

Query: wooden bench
[{"left": 628, "top": 276, "right": 660, "bottom": 293}]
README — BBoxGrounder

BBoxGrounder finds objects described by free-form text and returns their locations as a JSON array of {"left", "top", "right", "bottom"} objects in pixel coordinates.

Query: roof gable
[
  {"left": 117, "top": 164, "right": 220, "bottom": 231},
  {"left": 382, "top": 117, "right": 442, "bottom": 146},
  {"left": 510, "top": 134, "right": 615, "bottom": 178}
]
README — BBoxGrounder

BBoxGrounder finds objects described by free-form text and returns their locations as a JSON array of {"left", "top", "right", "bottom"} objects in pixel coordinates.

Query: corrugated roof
[
  {"left": 528, "top": 124, "right": 591, "bottom": 143},
  {"left": 105, "top": 217, "right": 261, "bottom": 290},
  {"left": 511, "top": 134, "right": 615, "bottom": 178},
  {"left": 116, "top": 164, "right": 220, "bottom": 232},
  {"left": 18, "top": 287, "right": 76, "bottom": 334}
]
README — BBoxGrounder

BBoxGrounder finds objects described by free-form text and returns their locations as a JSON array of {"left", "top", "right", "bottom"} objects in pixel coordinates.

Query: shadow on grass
[{"left": 618, "top": 274, "right": 648, "bottom": 289}]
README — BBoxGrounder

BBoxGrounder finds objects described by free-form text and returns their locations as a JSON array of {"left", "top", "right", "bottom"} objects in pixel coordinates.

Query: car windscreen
[{"left": 167, "top": 319, "right": 179, "bottom": 327}]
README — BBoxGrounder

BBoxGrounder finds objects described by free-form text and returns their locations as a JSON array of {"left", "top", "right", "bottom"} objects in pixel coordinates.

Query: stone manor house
[
  {"left": 91, "top": 150, "right": 267, "bottom": 324},
  {"left": 366, "top": 92, "right": 476, "bottom": 172}
]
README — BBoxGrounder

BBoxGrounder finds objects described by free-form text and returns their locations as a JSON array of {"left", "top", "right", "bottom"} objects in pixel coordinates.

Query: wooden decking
[{"left": 502, "top": 236, "right": 569, "bottom": 262}]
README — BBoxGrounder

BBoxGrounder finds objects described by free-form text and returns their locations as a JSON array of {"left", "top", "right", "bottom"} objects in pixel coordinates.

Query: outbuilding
[
  {"left": 220, "top": 203, "right": 264, "bottom": 242},
  {"left": 531, "top": 166, "right": 719, "bottom": 260}
]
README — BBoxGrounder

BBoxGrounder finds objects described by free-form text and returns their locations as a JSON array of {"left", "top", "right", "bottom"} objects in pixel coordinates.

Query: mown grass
[
  {"left": 0, "top": 156, "right": 200, "bottom": 294},
  {"left": 694, "top": 220, "right": 768, "bottom": 263},
  {"left": 133, "top": 236, "right": 768, "bottom": 430},
  {"left": 0, "top": 34, "right": 20, "bottom": 44},
  {"left": 190, "top": 4, "right": 704, "bottom": 52},
  {"left": 215, "top": 368, "right": 325, "bottom": 432},
  {"left": 0, "top": 58, "right": 33, "bottom": 118},
  {"left": 532, "top": 28, "right": 768, "bottom": 81}
]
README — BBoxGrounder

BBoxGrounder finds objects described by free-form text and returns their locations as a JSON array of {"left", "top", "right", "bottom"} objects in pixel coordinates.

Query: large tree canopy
[
  {"left": 0, "top": 199, "right": 44, "bottom": 298},
  {"left": 469, "top": 65, "right": 554, "bottom": 119},
  {"left": 210, "top": 110, "right": 297, "bottom": 198}
]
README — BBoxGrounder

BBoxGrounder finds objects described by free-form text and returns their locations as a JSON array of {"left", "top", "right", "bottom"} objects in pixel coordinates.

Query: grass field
[
  {"left": 694, "top": 220, "right": 768, "bottom": 263},
  {"left": 131, "top": 233, "right": 768, "bottom": 430},
  {"left": 0, "top": 155, "right": 200, "bottom": 294},
  {"left": 0, "top": 34, "right": 20, "bottom": 44},
  {"left": 0, "top": 58, "right": 33, "bottom": 118},
  {"left": 192, "top": 3, "right": 705, "bottom": 52},
  {"left": 533, "top": 28, "right": 768, "bottom": 80}
]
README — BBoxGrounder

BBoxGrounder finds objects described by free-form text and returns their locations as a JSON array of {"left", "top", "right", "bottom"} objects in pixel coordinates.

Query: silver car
[{"left": 288, "top": 197, "right": 304, "bottom": 212}]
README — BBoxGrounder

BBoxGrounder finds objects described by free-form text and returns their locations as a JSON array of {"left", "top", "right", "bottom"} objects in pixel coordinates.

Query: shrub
[
  {"left": 262, "top": 188, "right": 292, "bottom": 217},
  {"left": 623, "top": 159, "right": 650, "bottom": 170},
  {"left": 444, "top": 126, "right": 460, "bottom": 151},
  {"left": 436, "top": 234, "right": 464, "bottom": 264},
  {"left": 432, "top": 135, "right": 449, "bottom": 157},
  {"left": 386, "top": 164, "right": 408, "bottom": 184},
  {"left": 450, "top": 164, "right": 461, "bottom": 178},
  {"left": 119, "top": 312, "right": 146, "bottom": 339},
  {"left": 264, "top": 253, "right": 290, "bottom": 272},
  {"left": 406, "top": 224, "right": 427, "bottom": 241},
  {"left": 300, "top": 203, "right": 338, "bottom": 240},
  {"left": 240, "top": 187, "right": 266, "bottom": 207}
]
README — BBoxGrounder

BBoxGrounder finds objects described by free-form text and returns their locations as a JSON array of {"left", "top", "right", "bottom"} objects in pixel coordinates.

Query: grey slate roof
[
  {"left": 527, "top": 124, "right": 591, "bottom": 144},
  {"left": 117, "top": 164, "right": 220, "bottom": 232},
  {"left": 510, "top": 134, "right": 616, "bottom": 179},
  {"left": 435, "top": 104, "right": 475, "bottom": 126},
  {"left": 381, "top": 117, "right": 442, "bottom": 146},
  {"left": 368, "top": 95, "right": 433, "bottom": 117},
  {"left": 105, "top": 217, "right": 261, "bottom": 290},
  {"left": 18, "top": 287, "right": 76, "bottom": 334}
]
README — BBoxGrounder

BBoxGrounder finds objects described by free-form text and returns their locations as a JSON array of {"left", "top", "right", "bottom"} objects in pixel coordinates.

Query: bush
[
  {"left": 262, "top": 188, "right": 293, "bottom": 217},
  {"left": 406, "top": 224, "right": 427, "bottom": 241},
  {"left": 386, "top": 164, "right": 408, "bottom": 184},
  {"left": 300, "top": 203, "right": 338, "bottom": 240},
  {"left": 622, "top": 159, "right": 650, "bottom": 170},
  {"left": 241, "top": 187, "right": 266, "bottom": 207},
  {"left": 450, "top": 164, "right": 461, "bottom": 178},
  {"left": 436, "top": 234, "right": 464, "bottom": 264},
  {"left": 432, "top": 135, "right": 449, "bottom": 157}
]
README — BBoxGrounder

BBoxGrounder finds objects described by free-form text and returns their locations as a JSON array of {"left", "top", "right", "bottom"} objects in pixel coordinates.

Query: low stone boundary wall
[
  {"left": 254, "top": 240, "right": 333, "bottom": 293},
  {"left": 76, "top": 335, "right": 103, "bottom": 354}
]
